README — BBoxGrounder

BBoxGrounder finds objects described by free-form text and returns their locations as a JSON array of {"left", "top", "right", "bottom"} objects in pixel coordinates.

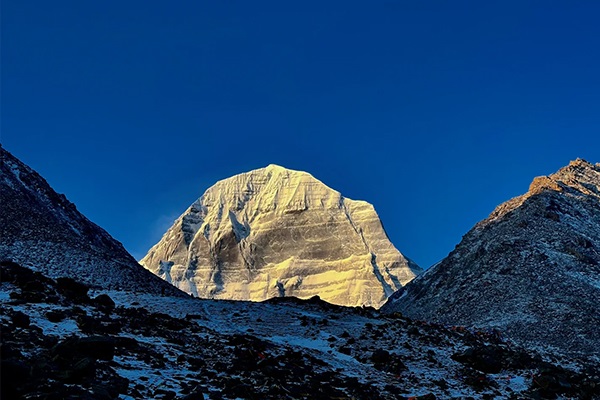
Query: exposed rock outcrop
[
  {"left": 383, "top": 159, "right": 600, "bottom": 359},
  {"left": 141, "top": 164, "right": 420, "bottom": 307}
]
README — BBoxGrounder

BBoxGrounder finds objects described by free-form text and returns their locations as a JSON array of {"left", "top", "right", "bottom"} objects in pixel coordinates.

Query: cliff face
[
  {"left": 141, "top": 164, "right": 420, "bottom": 307},
  {"left": 383, "top": 159, "right": 600, "bottom": 358},
  {"left": 0, "top": 146, "right": 184, "bottom": 296}
]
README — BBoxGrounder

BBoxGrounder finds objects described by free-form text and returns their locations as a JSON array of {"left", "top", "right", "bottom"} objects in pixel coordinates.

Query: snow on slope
[
  {"left": 383, "top": 159, "right": 600, "bottom": 360},
  {"left": 4, "top": 261, "right": 597, "bottom": 399},
  {"left": 0, "top": 145, "right": 183, "bottom": 296},
  {"left": 141, "top": 164, "right": 421, "bottom": 307}
]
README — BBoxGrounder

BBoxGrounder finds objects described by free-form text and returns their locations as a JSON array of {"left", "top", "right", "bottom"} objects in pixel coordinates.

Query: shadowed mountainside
[
  {"left": 0, "top": 145, "right": 184, "bottom": 296},
  {"left": 384, "top": 159, "right": 600, "bottom": 360}
]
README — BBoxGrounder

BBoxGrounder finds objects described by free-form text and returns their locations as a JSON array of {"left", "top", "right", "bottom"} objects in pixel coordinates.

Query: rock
[
  {"left": 53, "top": 336, "right": 116, "bottom": 361},
  {"left": 21, "top": 279, "right": 47, "bottom": 294},
  {"left": 46, "top": 310, "right": 67, "bottom": 323},
  {"left": 140, "top": 164, "right": 421, "bottom": 307},
  {"left": 0, "top": 260, "right": 40, "bottom": 286},
  {"left": 90, "top": 384, "right": 114, "bottom": 400},
  {"left": 56, "top": 277, "right": 90, "bottom": 302},
  {"left": 186, "top": 356, "right": 206, "bottom": 369},
  {"left": 56, "top": 357, "right": 96, "bottom": 383},
  {"left": 529, "top": 366, "right": 586, "bottom": 399},
  {"left": 92, "top": 294, "right": 116, "bottom": 312},
  {"left": 407, "top": 326, "right": 420, "bottom": 336},
  {"left": 114, "top": 336, "right": 139, "bottom": 351},
  {"left": 416, "top": 394, "right": 437, "bottom": 400},
  {"left": 371, "top": 349, "right": 391, "bottom": 364},
  {"left": 154, "top": 388, "right": 176, "bottom": 400},
  {"left": 0, "top": 343, "right": 22, "bottom": 359},
  {"left": 76, "top": 314, "right": 103, "bottom": 334},
  {"left": 11, "top": 311, "right": 30, "bottom": 328},
  {"left": 180, "top": 387, "right": 208, "bottom": 400},
  {"left": 0, "top": 358, "right": 29, "bottom": 398},
  {"left": 451, "top": 346, "right": 503, "bottom": 374},
  {"left": 461, "top": 368, "right": 498, "bottom": 391},
  {"left": 433, "top": 378, "right": 449, "bottom": 390},
  {"left": 100, "top": 320, "right": 122, "bottom": 335},
  {"left": 1, "top": 262, "right": 58, "bottom": 303}
]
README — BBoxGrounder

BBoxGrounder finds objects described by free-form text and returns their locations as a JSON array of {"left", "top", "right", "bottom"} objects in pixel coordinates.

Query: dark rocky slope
[
  {"left": 0, "top": 145, "right": 183, "bottom": 296},
  {"left": 383, "top": 159, "right": 600, "bottom": 360}
]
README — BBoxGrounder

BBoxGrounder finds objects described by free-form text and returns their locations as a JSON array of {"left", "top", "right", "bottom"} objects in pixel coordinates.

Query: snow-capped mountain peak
[{"left": 141, "top": 164, "right": 421, "bottom": 307}]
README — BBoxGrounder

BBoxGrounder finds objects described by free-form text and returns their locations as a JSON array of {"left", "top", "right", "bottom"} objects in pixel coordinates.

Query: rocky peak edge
[{"left": 482, "top": 158, "right": 600, "bottom": 227}]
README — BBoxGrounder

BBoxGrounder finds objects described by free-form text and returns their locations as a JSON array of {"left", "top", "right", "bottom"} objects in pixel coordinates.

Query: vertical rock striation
[{"left": 141, "top": 164, "right": 420, "bottom": 307}]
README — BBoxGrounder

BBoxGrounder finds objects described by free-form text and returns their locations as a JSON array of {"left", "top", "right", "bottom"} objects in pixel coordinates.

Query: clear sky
[{"left": 2, "top": 1, "right": 599, "bottom": 268}]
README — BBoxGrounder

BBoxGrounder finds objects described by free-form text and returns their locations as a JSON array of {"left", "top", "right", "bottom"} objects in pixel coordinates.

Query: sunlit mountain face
[{"left": 141, "top": 164, "right": 420, "bottom": 308}]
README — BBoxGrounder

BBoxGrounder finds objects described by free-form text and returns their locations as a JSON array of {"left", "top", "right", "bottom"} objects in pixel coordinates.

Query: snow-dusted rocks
[
  {"left": 383, "top": 159, "right": 600, "bottom": 359},
  {"left": 4, "top": 261, "right": 598, "bottom": 399},
  {"left": 141, "top": 164, "right": 421, "bottom": 307},
  {"left": 0, "top": 146, "right": 183, "bottom": 296}
]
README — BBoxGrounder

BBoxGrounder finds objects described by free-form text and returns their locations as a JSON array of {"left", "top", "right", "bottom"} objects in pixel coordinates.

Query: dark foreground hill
[
  {"left": 0, "top": 146, "right": 183, "bottom": 296},
  {"left": 384, "top": 159, "right": 600, "bottom": 360}
]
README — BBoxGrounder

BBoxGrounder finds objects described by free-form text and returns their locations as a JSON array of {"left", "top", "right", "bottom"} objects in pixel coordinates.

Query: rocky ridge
[
  {"left": 383, "top": 159, "right": 600, "bottom": 359},
  {"left": 141, "top": 164, "right": 421, "bottom": 307},
  {"left": 0, "top": 146, "right": 183, "bottom": 296}
]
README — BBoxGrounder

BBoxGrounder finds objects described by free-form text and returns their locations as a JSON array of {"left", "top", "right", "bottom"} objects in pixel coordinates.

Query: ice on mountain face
[
  {"left": 383, "top": 159, "right": 600, "bottom": 359},
  {"left": 0, "top": 146, "right": 183, "bottom": 296},
  {"left": 141, "top": 165, "right": 421, "bottom": 307}
]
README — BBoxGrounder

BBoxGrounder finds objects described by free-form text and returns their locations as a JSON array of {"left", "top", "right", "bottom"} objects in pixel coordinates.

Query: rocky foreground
[{"left": 2, "top": 261, "right": 599, "bottom": 400}]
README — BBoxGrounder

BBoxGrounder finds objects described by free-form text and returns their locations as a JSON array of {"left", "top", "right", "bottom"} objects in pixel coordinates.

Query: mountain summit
[
  {"left": 141, "top": 165, "right": 421, "bottom": 307},
  {"left": 383, "top": 159, "right": 600, "bottom": 357}
]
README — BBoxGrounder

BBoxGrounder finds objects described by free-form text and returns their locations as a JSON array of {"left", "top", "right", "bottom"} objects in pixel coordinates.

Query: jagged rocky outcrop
[
  {"left": 383, "top": 159, "right": 600, "bottom": 359},
  {"left": 141, "top": 164, "right": 421, "bottom": 307},
  {"left": 0, "top": 145, "right": 183, "bottom": 296}
]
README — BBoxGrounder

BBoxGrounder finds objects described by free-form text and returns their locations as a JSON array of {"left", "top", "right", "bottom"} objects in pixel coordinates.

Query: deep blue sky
[{"left": 2, "top": 1, "right": 599, "bottom": 267}]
